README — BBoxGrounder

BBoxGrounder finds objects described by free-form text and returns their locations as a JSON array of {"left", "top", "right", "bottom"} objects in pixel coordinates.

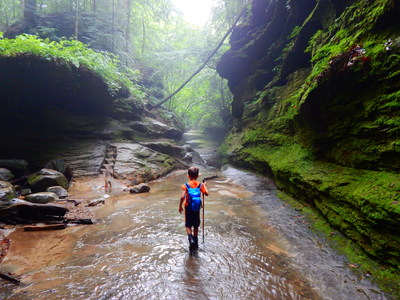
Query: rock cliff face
[
  {"left": 218, "top": 0, "right": 400, "bottom": 268},
  {"left": 0, "top": 52, "right": 185, "bottom": 179}
]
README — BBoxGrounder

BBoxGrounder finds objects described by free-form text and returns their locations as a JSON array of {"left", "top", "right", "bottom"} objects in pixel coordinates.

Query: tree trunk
[
  {"left": 125, "top": 0, "right": 132, "bottom": 66},
  {"left": 74, "top": 0, "right": 79, "bottom": 40},
  {"left": 24, "top": 0, "right": 37, "bottom": 27},
  {"left": 112, "top": 0, "right": 115, "bottom": 52},
  {"left": 13, "top": 0, "right": 16, "bottom": 19},
  {"left": 39, "top": 0, "right": 44, "bottom": 14},
  {"left": 151, "top": 8, "right": 246, "bottom": 110},
  {"left": 141, "top": 11, "right": 146, "bottom": 54},
  {"left": 5, "top": 8, "right": 9, "bottom": 27},
  {"left": 92, "top": 0, "right": 96, "bottom": 12}
]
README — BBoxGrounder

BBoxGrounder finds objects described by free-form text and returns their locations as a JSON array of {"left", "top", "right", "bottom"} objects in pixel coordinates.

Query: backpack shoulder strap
[{"left": 185, "top": 182, "right": 190, "bottom": 190}]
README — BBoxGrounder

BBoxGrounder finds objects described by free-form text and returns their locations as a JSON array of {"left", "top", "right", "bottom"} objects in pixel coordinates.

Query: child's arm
[
  {"left": 178, "top": 190, "right": 186, "bottom": 213},
  {"left": 202, "top": 182, "right": 209, "bottom": 196}
]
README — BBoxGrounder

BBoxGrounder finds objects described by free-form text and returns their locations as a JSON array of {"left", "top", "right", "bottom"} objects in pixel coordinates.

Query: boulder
[
  {"left": 0, "top": 181, "right": 16, "bottom": 205},
  {"left": 21, "top": 188, "right": 32, "bottom": 196},
  {"left": 111, "top": 143, "right": 186, "bottom": 185},
  {"left": 46, "top": 186, "right": 68, "bottom": 198},
  {"left": 0, "top": 198, "right": 68, "bottom": 224},
  {"left": 0, "top": 159, "right": 28, "bottom": 171},
  {"left": 28, "top": 168, "right": 69, "bottom": 192},
  {"left": 139, "top": 141, "right": 185, "bottom": 158},
  {"left": 130, "top": 183, "right": 150, "bottom": 194},
  {"left": 25, "top": 192, "right": 59, "bottom": 204},
  {"left": 0, "top": 168, "right": 14, "bottom": 181},
  {"left": 128, "top": 117, "right": 183, "bottom": 139},
  {"left": 45, "top": 159, "right": 73, "bottom": 181}
]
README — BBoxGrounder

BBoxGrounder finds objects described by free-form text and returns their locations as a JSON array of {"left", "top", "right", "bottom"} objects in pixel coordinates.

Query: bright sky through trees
[{"left": 171, "top": 0, "right": 214, "bottom": 26}]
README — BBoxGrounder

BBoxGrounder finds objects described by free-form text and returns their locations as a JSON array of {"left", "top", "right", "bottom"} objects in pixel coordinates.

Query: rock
[
  {"left": 183, "top": 152, "right": 193, "bottom": 162},
  {"left": 0, "top": 199, "right": 68, "bottom": 223},
  {"left": 139, "top": 141, "right": 185, "bottom": 158},
  {"left": 25, "top": 192, "right": 59, "bottom": 204},
  {"left": 28, "top": 168, "right": 69, "bottom": 192},
  {"left": 45, "top": 159, "right": 73, "bottom": 181},
  {"left": 0, "top": 160, "right": 28, "bottom": 171},
  {"left": 111, "top": 143, "right": 186, "bottom": 185},
  {"left": 0, "top": 181, "right": 16, "bottom": 204},
  {"left": 130, "top": 183, "right": 150, "bottom": 194},
  {"left": 128, "top": 117, "right": 183, "bottom": 139},
  {"left": 0, "top": 168, "right": 14, "bottom": 181},
  {"left": 21, "top": 188, "right": 32, "bottom": 196},
  {"left": 46, "top": 186, "right": 68, "bottom": 198},
  {"left": 88, "top": 198, "right": 105, "bottom": 207}
]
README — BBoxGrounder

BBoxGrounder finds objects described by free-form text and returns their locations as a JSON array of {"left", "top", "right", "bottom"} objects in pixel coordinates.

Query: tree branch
[{"left": 150, "top": 8, "right": 246, "bottom": 110}]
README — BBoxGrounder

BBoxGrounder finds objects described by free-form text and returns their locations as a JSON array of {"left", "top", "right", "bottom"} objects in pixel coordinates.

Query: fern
[{"left": 0, "top": 33, "right": 145, "bottom": 99}]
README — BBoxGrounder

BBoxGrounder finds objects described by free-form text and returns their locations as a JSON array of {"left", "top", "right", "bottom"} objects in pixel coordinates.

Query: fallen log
[
  {"left": 55, "top": 199, "right": 81, "bottom": 206},
  {"left": 0, "top": 272, "right": 20, "bottom": 285},
  {"left": 203, "top": 175, "right": 219, "bottom": 181},
  {"left": 66, "top": 219, "right": 94, "bottom": 225},
  {"left": 87, "top": 198, "right": 105, "bottom": 207},
  {"left": 23, "top": 224, "right": 67, "bottom": 231}
]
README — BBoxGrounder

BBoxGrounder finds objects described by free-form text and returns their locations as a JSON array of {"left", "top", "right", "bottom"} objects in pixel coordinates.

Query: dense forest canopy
[{"left": 0, "top": 0, "right": 247, "bottom": 129}]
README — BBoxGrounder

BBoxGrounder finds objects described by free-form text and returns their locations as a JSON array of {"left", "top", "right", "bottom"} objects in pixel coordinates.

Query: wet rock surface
[
  {"left": 0, "top": 182, "right": 15, "bottom": 204},
  {"left": 25, "top": 192, "right": 59, "bottom": 204},
  {"left": 0, "top": 169, "right": 14, "bottom": 182},
  {"left": 28, "top": 168, "right": 69, "bottom": 193},
  {"left": 112, "top": 143, "right": 186, "bottom": 185},
  {"left": 129, "top": 183, "right": 150, "bottom": 194},
  {"left": 46, "top": 186, "right": 68, "bottom": 198}
]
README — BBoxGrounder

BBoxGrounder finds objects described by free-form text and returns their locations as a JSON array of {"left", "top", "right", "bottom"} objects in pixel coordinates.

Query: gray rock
[
  {"left": 0, "top": 199, "right": 68, "bottom": 223},
  {"left": 0, "top": 159, "right": 28, "bottom": 171},
  {"left": 128, "top": 117, "right": 183, "bottom": 139},
  {"left": 45, "top": 159, "right": 73, "bottom": 181},
  {"left": 183, "top": 152, "right": 194, "bottom": 162},
  {"left": 88, "top": 198, "right": 105, "bottom": 206},
  {"left": 139, "top": 141, "right": 185, "bottom": 157},
  {"left": 0, "top": 181, "right": 16, "bottom": 204},
  {"left": 21, "top": 188, "right": 32, "bottom": 196},
  {"left": 0, "top": 168, "right": 14, "bottom": 181},
  {"left": 46, "top": 186, "right": 68, "bottom": 198},
  {"left": 28, "top": 168, "right": 69, "bottom": 192},
  {"left": 25, "top": 192, "right": 59, "bottom": 204},
  {"left": 111, "top": 143, "right": 186, "bottom": 185},
  {"left": 130, "top": 183, "right": 150, "bottom": 194}
]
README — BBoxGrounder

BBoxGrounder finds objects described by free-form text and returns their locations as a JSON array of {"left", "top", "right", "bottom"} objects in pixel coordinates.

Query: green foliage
[
  {"left": 0, "top": 33, "right": 145, "bottom": 98},
  {"left": 306, "top": 0, "right": 394, "bottom": 82}
]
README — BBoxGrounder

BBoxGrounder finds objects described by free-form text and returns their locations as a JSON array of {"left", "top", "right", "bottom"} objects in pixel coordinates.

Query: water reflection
[{"left": 0, "top": 168, "right": 383, "bottom": 300}]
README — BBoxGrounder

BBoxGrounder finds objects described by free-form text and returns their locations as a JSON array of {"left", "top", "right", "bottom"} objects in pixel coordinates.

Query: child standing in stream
[{"left": 179, "top": 166, "right": 208, "bottom": 250}]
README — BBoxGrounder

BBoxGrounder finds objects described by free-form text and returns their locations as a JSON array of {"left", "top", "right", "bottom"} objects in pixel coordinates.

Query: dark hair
[{"left": 188, "top": 166, "right": 199, "bottom": 179}]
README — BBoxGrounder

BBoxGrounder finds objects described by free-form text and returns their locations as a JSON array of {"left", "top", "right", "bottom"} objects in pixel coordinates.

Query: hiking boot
[
  {"left": 193, "top": 236, "right": 198, "bottom": 249},
  {"left": 188, "top": 234, "right": 195, "bottom": 249}
]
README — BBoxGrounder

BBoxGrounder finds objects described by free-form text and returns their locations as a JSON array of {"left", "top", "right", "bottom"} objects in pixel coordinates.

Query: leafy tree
[{"left": 0, "top": 0, "right": 246, "bottom": 129}]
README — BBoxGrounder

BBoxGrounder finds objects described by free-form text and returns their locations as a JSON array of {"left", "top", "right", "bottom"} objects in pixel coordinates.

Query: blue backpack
[{"left": 185, "top": 182, "right": 202, "bottom": 211}]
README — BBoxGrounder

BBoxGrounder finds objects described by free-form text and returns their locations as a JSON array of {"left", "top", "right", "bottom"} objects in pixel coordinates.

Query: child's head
[{"left": 188, "top": 166, "right": 199, "bottom": 179}]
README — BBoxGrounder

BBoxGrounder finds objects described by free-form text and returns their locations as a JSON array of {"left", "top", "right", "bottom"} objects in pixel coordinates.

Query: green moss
[{"left": 221, "top": 0, "right": 400, "bottom": 291}]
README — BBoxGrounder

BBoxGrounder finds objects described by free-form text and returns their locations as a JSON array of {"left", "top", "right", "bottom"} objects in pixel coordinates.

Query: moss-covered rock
[
  {"left": 28, "top": 168, "right": 69, "bottom": 192},
  {"left": 218, "top": 0, "right": 400, "bottom": 275}
]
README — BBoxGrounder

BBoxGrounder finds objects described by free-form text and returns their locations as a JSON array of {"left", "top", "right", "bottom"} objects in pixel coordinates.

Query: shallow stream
[{"left": 0, "top": 132, "right": 387, "bottom": 300}]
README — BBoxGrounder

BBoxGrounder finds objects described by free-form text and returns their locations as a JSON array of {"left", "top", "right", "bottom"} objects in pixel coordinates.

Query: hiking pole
[{"left": 202, "top": 179, "right": 205, "bottom": 243}]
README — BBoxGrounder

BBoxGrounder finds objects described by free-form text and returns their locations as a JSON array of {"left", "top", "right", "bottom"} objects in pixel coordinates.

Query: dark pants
[{"left": 185, "top": 208, "right": 200, "bottom": 228}]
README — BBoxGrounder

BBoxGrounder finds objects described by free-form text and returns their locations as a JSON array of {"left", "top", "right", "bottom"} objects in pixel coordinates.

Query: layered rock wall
[{"left": 218, "top": 0, "right": 400, "bottom": 267}]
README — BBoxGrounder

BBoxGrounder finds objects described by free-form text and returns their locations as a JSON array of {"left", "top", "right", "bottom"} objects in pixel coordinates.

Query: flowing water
[{"left": 0, "top": 133, "right": 387, "bottom": 300}]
